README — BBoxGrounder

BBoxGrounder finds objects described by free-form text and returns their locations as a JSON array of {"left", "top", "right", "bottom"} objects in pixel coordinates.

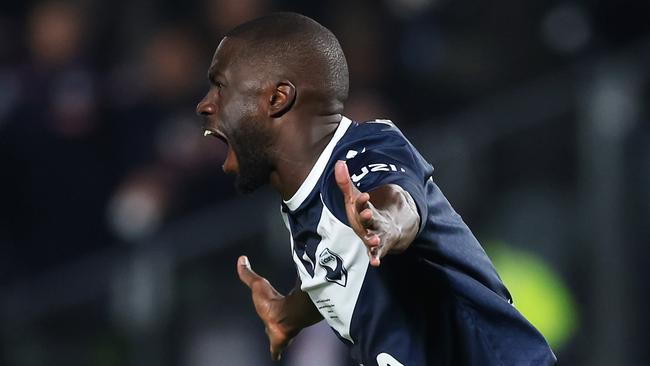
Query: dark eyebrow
[{"left": 207, "top": 67, "right": 221, "bottom": 84}]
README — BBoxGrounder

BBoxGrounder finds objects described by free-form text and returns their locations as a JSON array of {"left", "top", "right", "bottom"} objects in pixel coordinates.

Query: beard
[{"left": 228, "top": 116, "right": 275, "bottom": 194}]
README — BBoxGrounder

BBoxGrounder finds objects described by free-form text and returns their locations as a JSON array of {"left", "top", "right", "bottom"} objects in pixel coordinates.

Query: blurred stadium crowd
[{"left": 1, "top": 0, "right": 649, "bottom": 365}]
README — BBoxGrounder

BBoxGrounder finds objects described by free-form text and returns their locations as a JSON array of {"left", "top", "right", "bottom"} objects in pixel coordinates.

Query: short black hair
[{"left": 225, "top": 12, "right": 349, "bottom": 105}]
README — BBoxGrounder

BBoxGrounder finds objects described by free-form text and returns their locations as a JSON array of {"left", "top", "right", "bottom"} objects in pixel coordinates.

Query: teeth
[{"left": 204, "top": 130, "right": 214, "bottom": 137}]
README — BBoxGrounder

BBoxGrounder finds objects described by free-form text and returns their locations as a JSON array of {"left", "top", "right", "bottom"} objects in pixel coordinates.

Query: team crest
[{"left": 318, "top": 248, "right": 348, "bottom": 287}]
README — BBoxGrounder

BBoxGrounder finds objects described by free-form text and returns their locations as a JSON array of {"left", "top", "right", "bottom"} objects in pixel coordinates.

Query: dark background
[{"left": 1, "top": 0, "right": 649, "bottom": 365}]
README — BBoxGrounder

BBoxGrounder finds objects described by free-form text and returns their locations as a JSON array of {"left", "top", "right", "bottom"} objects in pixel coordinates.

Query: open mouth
[
  {"left": 203, "top": 127, "right": 237, "bottom": 173},
  {"left": 203, "top": 128, "right": 229, "bottom": 145}
]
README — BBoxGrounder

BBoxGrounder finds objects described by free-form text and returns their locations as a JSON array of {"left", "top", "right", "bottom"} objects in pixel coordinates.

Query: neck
[{"left": 270, "top": 113, "right": 342, "bottom": 200}]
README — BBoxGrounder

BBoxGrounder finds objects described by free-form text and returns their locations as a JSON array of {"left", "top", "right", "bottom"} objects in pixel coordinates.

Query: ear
[{"left": 268, "top": 81, "right": 296, "bottom": 118}]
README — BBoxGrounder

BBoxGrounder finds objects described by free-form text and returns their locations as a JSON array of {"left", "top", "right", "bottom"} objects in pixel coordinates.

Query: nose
[{"left": 196, "top": 96, "right": 216, "bottom": 116}]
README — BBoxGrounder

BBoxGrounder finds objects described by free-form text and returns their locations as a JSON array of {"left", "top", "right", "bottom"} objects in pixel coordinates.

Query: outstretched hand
[
  {"left": 237, "top": 256, "right": 292, "bottom": 361},
  {"left": 335, "top": 160, "right": 404, "bottom": 267}
]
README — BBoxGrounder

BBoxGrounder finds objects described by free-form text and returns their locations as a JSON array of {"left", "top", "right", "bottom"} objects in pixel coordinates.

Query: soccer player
[{"left": 196, "top": 12, "right": 556, "bottom": 366}]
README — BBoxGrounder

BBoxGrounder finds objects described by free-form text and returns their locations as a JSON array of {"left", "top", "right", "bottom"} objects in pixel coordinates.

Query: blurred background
[{"left": 0, "top": 0, "right": 648, "bottom": 365}]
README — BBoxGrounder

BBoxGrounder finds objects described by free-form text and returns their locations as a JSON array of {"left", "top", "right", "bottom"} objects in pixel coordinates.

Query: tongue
[{"left": 223, "top": 145, "right": 238, "bottom": 174}]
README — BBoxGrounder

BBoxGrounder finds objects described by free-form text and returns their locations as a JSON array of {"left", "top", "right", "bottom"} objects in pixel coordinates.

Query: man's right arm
[{"left": 237, "top": 255, "right": 323, "bottom": 361}]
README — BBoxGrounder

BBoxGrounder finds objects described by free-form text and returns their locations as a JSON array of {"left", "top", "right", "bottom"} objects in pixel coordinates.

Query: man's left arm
[{"left": 335, "top": 160, "right": 420, "bottom": 267}]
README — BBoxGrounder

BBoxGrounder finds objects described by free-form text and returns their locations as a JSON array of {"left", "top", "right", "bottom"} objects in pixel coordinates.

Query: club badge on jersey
[{"left": 318, "top": 248, "right": 348, "bottom": 287}]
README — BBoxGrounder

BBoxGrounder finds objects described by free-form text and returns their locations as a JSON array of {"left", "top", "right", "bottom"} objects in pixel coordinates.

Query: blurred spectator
[
  {"left": 0, "top": 1, "right": 110, "bottom": 283},
  {"left": 106, "top": 26, "right": 235, "bottom": 242},
  {"left": 202, "top": 0, "right": 271, "bottom": 34}
]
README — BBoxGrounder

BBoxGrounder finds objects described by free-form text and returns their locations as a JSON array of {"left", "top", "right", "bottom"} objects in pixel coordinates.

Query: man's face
[{"left": 196, "top": 37, "right": 275, "bottom": 193}]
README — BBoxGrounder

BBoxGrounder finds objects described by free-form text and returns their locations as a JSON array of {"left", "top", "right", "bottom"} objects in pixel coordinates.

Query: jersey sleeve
[{"left": 322, "top": 122, "right": 434, "bottom": 234}]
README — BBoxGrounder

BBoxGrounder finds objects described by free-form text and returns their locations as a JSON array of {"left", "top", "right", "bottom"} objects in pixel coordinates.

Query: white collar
[{"left": 283, "top": 116, "right": 352, "bottom": 211}]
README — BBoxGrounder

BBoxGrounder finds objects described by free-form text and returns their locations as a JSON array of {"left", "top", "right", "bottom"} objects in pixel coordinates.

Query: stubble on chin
[{"left": 230, "top": 117, "right": 275, "bottom": 194}]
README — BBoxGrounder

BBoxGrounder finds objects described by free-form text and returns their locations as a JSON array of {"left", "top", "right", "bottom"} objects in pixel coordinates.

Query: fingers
[
  {"left": 369, "top": 253, "right": 381, "bottom": 267},
  {"left": 354, "top": 192, "right": 370, "bottom": 214},
  {"left": 368, "top": 246, "right": 382, "bottom": 267},
  {"left": 237, "top": 255, "right": 263, "bottom": 289},
  {"left": 335, "top": 160, "right": 354, "bottom": 203},
  {"left": 359, "top": 207, "right": 373, "bottom": 227},
  {"left": 271, "top": 345, "right": 282, "bottom": 361},
  {"left": 237, "top": 256, "right": 287, "bottom": 361},
  {"left": 335, "top": 160, "right": 383, "bottom": 267},
  {"left": 364, "top": 232, "right": 381, "bottom": 246}
]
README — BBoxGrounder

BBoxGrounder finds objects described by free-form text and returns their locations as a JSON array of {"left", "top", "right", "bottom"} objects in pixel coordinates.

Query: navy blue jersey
[{"left": 280, "top": 117, "right": 556, "bottom": 366}]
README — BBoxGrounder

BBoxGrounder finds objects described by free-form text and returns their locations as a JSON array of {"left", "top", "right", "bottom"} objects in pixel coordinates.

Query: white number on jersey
[{"left": 376, "top": 352, "right": 405, "bottom": 366}]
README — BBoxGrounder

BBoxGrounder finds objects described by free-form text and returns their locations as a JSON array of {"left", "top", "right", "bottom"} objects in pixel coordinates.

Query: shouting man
[{"left": 196, "top": 12, "right": 556, "bottom": 366}]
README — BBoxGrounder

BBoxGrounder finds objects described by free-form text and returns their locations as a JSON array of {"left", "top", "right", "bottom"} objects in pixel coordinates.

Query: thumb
[
  {"left": 237, "top": 255, "right": 262, "bottom": 289},
  {"left": 335, "top": 160, "right": 353, "bottom": 202},
  {"left": 271, "top": 345, "right": 282, "bottom": 361}
]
